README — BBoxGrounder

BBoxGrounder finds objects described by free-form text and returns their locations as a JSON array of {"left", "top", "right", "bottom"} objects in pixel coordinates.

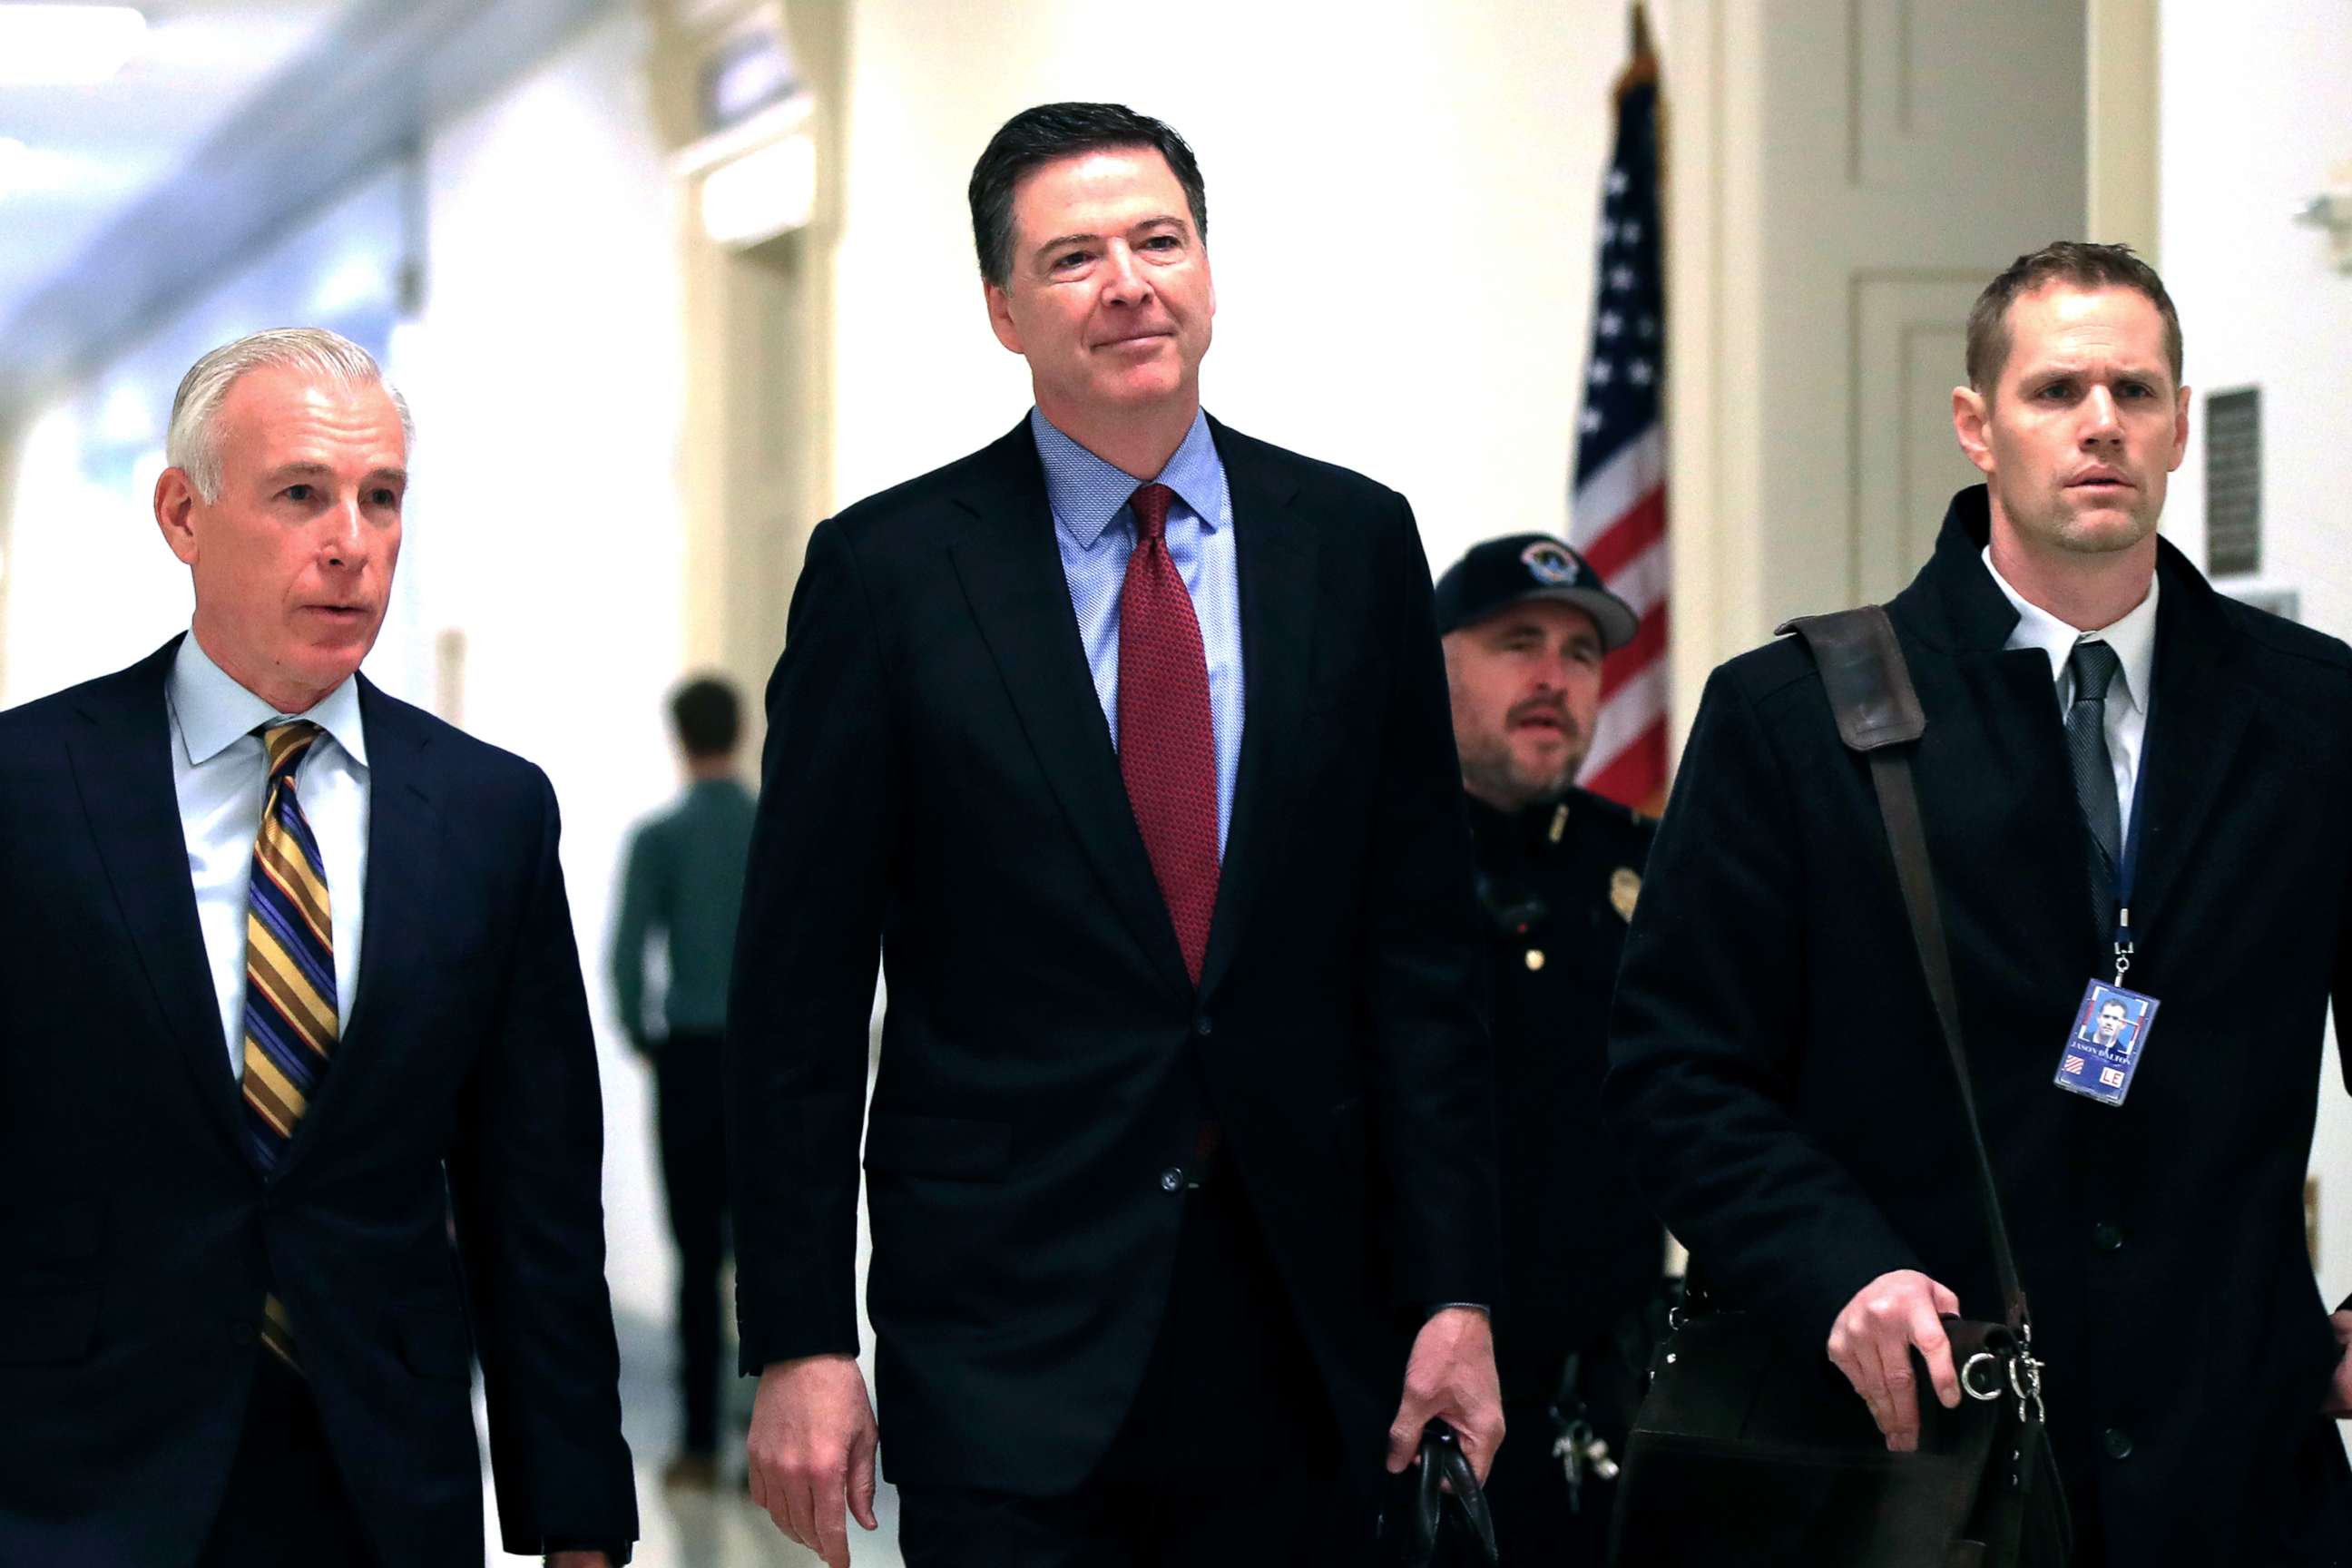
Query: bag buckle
[
  {"left": 2009, "top": 1322, "right": 2049, "bottom": 1425},
  {"left": 1959, "top": 1352, "right": 2007, "bottom": 1403}
]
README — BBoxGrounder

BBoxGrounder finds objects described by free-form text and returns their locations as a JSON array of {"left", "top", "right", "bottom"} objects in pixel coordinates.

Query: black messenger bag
[{"left": 1608, "top": 606, "right": 2073, "bottom": 1568}]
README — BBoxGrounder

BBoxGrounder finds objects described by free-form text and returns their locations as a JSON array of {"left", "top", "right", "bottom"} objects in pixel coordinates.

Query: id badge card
[{"left": 2053, "top": 979, "right": 2160, "bottom": 1106}]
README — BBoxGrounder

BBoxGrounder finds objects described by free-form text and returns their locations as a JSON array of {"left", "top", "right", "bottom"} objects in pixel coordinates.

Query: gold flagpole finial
[{"left": 1616, "top": 1, "right": 1661, "bottom": 99}]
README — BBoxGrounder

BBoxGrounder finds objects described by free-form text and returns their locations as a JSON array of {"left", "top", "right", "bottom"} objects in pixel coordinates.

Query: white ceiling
[{"left": 0, "top": 2, "right": 362, "bottom": 336}]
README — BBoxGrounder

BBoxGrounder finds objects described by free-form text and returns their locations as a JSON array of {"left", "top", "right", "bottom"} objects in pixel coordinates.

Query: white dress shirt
[
  {"left": 167, "top": 632, "right": 369, "bottom": 1078},
  {"left": 1982, "top": 548, "right": 2160, "bottom": 837}
]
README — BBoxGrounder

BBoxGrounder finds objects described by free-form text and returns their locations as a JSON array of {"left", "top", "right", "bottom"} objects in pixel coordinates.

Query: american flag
[{"left": 1570, "top": 11, "right": 1668, "bottom": 814}]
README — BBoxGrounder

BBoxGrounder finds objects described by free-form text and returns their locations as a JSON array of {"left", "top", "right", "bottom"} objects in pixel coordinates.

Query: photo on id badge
[{"left": 2054, "top": 980, "right": 2160, "bottom": 1106}]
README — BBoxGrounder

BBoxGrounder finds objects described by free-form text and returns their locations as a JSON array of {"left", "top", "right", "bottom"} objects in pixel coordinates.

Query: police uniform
[
  {"left": 1433, "top": 535, "right": 1670, "bottom": 1563},
  {"left": 1469, "top": 788, "right": 1661, "bottom": 1562}
]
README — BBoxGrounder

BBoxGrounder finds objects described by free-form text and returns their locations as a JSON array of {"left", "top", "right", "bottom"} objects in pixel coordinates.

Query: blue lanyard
[{"left": 2111, "top": 764, "right": 2147, "bottom": 985}]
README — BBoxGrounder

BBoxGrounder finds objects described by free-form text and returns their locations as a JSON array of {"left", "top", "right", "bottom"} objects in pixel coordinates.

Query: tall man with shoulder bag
[{"left": 1604, "top": 243, "right": 2352, "bottom": 1566}]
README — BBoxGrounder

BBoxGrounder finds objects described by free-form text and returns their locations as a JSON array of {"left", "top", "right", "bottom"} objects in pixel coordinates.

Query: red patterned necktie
[{"left": 1118, "top": 482, "right": 1220, "bottom": 985}]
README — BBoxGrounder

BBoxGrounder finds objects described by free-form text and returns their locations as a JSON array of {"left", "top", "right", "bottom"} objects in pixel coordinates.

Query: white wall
[
  {"left": 414, "top": 5, "right": 688, "bottom": 1324},
  {"left": 1, "top": 401, "right": 191, "bottom": 695},
  {"left": 828, "top": 0, "right": 1650, "bottom": 573},
  {"left": 2159, "top": 2, "right": 2352, "bottom": 1313}
]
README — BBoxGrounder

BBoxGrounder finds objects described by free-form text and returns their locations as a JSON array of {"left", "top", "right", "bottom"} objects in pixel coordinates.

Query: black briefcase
[{"left": 1609, "top": 607, "right": 2073, "bottom": 1568}]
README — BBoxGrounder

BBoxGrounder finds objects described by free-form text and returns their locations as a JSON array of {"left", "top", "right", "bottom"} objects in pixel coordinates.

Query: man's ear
[
  {"left": 1952, "top": 385, "right": 1995, "bottom": 477},
  {"left": 985, "top": 281, "right": 1024, "bottom": 356},
  {"left": 154, "top": 468, "right": 201, "bottom": 565},
  {"left": 2167, "top": 383, "right": 2191, "bottom": 473}
]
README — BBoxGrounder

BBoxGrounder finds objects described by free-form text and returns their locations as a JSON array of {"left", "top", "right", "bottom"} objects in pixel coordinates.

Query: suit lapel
[
  {"left": 948, "top": 426, "right": 1193, "bottom": 999},
  {"left": 2127, "top": 545, "right": 2253, "bottom": 936},
  {"left": 1899, "top": 495, "right": 2256, "bottom": 958},
  {"left": 1897, "top": 490, "right": 2109, "bottom": 963},
  {"left": 1198, "top": 423, "right": 1315, "bottom": 999},
  {"left": 273, "top": 677, "right": 441, "bottom": 1178},
  {"left": 64, "top": 640, "right": 247, "bottom": 1156}
]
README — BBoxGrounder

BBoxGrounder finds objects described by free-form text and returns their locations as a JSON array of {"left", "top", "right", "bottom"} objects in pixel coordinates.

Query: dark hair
[
  {"left": 1965, "top": 240, "right": 2183, "bottom": 393},
  {"left": 669, "top": 676, "right": 740, "bottom": 759},
  {"left": 968, "top": 102, "right": 1207, "bottom": 289}
]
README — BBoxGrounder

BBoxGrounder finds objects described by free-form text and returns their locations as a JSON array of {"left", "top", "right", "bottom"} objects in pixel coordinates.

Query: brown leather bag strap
[{"left": 1778, "top": 606, "right": 2031, "bottom": 1332}]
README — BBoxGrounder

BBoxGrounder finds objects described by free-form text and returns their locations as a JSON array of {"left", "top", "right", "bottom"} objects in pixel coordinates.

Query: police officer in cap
[{"left": 1434, "top": 534, "right": 1668, "bottom": 1562}]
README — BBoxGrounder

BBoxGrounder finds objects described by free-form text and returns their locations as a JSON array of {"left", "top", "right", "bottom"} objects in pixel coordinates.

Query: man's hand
[
  {"left": 746, "top": 1354, "right": 880, "bottom": 1568},
  {"left": 2326, "top": 1310, "right": 2352, "bottom": 1417},
  {"left": 1826, "top": 1269, "right": 1963, "bottom": 1452},
  {"left": 1385, "top": 1307, "right": 1505, "bottom": 1485}
]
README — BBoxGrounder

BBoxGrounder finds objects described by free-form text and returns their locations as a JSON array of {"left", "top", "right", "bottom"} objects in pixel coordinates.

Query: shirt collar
[
  {"left": 170, "top": 630, "right": 369, "bottom": 769},
  {"left": 1979, "top": 546, "right": 2161, "bottom": 715},
  {"left": 1028, "top": 406, "right": 1224, "bottom": 550}
]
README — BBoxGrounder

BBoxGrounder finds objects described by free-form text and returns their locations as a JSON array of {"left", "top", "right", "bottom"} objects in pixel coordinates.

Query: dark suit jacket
[
  {"left": 727, "top": 416, "right": 1500, "bottom": 1496},
  {"left": 0, "top": 640, "right": 636, "bottom": 1566},
  {"left": 1607, "top": 486, "right": 2352, "bottom": 1564}
]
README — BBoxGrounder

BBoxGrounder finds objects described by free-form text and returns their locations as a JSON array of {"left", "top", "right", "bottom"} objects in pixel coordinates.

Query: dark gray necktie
[{"left": 2065, "top": 641, "right": 2124, "bottom": 883}]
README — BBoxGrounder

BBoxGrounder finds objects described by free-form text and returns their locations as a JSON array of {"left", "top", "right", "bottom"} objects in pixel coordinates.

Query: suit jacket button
[
  {"left": 2102, "top": 1427, "right": 2133, "bottom": 1460},
  {"left": 2092, "top": 1220, "right": 2124, "bottom": 1252},
  {"left": 1192, "top": 1016, "right": 1212, "bottom": 1037},
  {"left": 1160, "top": 1168, "right": 1182, "bottom": 1192},
  {"left": 230, "top": 1320, "right": 257, "bottom": 1348}
]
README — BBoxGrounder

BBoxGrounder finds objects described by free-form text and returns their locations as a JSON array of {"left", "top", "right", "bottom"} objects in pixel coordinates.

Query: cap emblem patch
[{"left": 1520, "top": 541, "right": 1580, "bottom": 586}]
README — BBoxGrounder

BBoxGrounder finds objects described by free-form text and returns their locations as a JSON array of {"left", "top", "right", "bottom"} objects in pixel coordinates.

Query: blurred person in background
[
  {"left": 1607, "top": 243, "right": 2352, "bottom": 1564},
  {"left": 610, "top": 673, "right": 757, "bottom": 1491},
  {"left": 0, "top": 328, "right": 635, "bottom": 1567},
  {"left": 726, "top": 101, "right": 1503, "bottom": 1567},
  {"left": 1435, "top": 534, "right": 1668, "bottom": 1562}
]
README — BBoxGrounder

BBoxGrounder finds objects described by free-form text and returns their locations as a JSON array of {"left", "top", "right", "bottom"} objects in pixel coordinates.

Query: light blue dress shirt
[
  {"left": 1030, "top": 407, "right": 1244, "bottom": 857},
  {"left": 167, "top": 632, "right": 369, "bottom": 1076}
]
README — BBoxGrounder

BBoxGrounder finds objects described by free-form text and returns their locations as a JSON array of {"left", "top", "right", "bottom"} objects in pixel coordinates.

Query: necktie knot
[
  {"left": 2067, "top": 640, "right": 2121, "bottom": 709},
  {"left": 260, "top": 720, "right": 323, "bottom": 789},
  {"left": 1130, "top": 483, "right": 1175, "bottom": 544}
]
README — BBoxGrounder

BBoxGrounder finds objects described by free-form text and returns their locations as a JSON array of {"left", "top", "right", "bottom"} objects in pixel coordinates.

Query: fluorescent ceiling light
[
  {"left": 0, "top": 6, "right": 147, "bottom": 86},
  {"left": 0, "top": 136, "right": 79, "bottom": 197},
  {"left": 311, "top": 255, "right": 393, "bottom": 318}
]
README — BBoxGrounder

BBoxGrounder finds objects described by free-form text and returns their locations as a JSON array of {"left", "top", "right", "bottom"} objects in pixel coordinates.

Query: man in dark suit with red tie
[
  {"left": 728, "top": 103, "right": 1504, "bottom": 1566},
  {"left": 0, "top": 329, "right": 635, "bottom": 1566}
]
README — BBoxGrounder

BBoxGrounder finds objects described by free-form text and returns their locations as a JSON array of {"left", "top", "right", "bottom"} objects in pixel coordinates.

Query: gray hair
[{"left": 165, "top": 328, "right": 413, "bottom": 503}]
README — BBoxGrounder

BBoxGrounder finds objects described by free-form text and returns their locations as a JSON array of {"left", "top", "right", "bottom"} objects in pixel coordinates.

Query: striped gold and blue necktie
[{"left": 240, "top": 720, "right": 338, "bottom": 1368}]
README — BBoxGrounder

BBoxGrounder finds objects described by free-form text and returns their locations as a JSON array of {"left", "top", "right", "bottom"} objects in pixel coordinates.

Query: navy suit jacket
[
  {"left": 727, "top": 417, "right": 1500, "bottom": 1497},
  {"left": 0, "top": 639, "right": 635, "bottom": 1566}
]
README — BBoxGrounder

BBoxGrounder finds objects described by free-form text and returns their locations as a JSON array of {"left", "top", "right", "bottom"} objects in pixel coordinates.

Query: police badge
[{"left": 1610, "top": 867, "right": 1641, "bottom": 923}]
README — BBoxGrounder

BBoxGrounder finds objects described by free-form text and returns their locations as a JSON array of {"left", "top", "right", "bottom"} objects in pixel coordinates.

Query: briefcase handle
[{"left": 1399, "top": 1420, "right": 1498, "bottom": 1567}]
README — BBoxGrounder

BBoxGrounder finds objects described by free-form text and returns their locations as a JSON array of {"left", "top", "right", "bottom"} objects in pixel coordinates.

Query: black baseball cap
[{"left": 1432, "top": 534, "right": 1639, "bottom": 650}]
